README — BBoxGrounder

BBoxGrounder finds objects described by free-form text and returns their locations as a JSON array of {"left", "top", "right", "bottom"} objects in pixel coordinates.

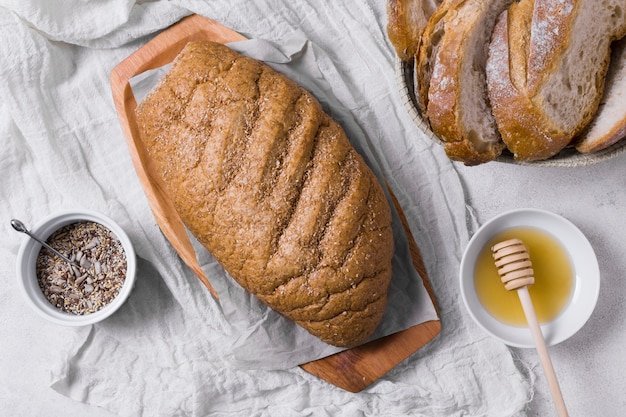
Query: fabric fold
[{"left": 0, "top": 1, "right": 531, "bottom": 416}]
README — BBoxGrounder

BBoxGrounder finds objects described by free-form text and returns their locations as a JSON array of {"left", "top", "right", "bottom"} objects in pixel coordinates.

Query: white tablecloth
[{"left": 1, "top": 1, "right": 620, "bottom": 416}]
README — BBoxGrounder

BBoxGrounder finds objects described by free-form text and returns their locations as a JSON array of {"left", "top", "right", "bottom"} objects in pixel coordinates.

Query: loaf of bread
[
  {"left": 135, "top": 41, "right": 394, "bottom": 348},
  {"left": 486, "top": 0, "right": 626, "bottom": 161}
]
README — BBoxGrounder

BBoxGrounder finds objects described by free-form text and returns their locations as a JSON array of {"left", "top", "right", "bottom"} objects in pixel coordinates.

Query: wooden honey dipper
[{"left": 491, "top": 238, "right": 569, "bottom": 417}]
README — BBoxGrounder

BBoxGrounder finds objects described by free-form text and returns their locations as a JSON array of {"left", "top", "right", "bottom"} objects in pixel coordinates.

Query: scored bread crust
[
  {"left": 421, "top": 0, "right": 511, "bottom": 165},
  {"left": 135, "top": 41, "right": 394, "bottom": 348},
  {"left": 486, "top": 7, "right": 569, "bottom": 161},
  {"left": 487, "top": 0, "right": 626, "bottom": 161}
]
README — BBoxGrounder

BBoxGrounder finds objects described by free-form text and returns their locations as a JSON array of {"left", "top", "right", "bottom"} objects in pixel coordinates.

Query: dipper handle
[{"left": 491, "top": 238, "right": 569, "bottom": 417}]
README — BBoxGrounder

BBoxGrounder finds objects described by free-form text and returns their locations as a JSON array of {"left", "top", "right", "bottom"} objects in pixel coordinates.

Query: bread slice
[
  {"left": 575, "top": 37, "right": 626, "bottom": 153},
  {"left": 387, "top": 0, "right": 443, "bottom": 61},
  {"left": 414, "top": 0, "right": 453, "bottom": 115},
  {"left": 486, "top": 0, "right": 626, "bottom": 161},
  {"left": 420, "top": 0, "right": 512, "bottom": 165}
]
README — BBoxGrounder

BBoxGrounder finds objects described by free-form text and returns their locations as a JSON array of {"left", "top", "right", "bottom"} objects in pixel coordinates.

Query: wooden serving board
[{"left": 110, "top": 14, "right": 440, "bottom": 392}]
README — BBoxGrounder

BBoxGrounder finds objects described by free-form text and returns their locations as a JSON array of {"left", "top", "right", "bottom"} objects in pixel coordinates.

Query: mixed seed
[{"left": 36, "top": 221, "right": 127, "bottom": 315}]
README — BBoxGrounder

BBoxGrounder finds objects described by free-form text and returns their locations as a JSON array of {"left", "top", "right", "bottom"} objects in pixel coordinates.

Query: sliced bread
[
  {"left": 420, "top": 0, "right": 512, "bottom": 165},
  {"left": 414, "top": 0, "right": 454, "bottom": 116},
  {"left": 486, "top": 0, "right": 626, "bottom": 161},
  {"left": 387, "top": 0, "right": 443, "bottom": 61},
  {"left": 575, "top": 37, "right": 626, "bottom": 153}
]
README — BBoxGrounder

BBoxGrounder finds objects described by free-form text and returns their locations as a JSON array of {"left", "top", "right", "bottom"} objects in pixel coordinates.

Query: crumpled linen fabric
[{"left": 0, "top": 1, "right": 531, "bottom": 416}]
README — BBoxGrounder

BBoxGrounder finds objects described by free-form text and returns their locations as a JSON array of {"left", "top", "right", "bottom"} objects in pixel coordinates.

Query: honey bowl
[
  {"left": 15, "top": 209, "right": 137, "bottom": 326},
  {"left": 459, "top": 208, "right": 600, "bottom": 347}
]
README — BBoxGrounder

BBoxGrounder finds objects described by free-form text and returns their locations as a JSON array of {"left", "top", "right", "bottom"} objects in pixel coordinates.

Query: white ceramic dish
[
  {"left": 459, "top": 208, "right": 600, "bottom": 347},
  {"left": 15, "top": 209, "right": 136, "bottom": 326}
]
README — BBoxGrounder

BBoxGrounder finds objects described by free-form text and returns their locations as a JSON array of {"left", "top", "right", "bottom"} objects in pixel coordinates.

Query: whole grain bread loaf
[{"left": 135, "top": 41, "right": 394, "bottom": 348}]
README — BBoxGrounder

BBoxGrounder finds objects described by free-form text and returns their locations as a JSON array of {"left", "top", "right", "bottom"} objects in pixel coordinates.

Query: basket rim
[{"left": 394, "top": 57, "right": 626, "bottom": 167}]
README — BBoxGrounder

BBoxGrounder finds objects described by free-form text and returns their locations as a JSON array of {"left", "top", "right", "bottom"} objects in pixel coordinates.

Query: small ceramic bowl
[
  {"left": 15, "top": 209, "right": 136, "bottom": 326},
  {"left": 459, "top": 208, "right": 600, "bottom": 347}
]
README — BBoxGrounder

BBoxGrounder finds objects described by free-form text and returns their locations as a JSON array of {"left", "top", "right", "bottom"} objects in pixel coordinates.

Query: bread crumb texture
[{"left": 136, "top": 41, "right": 394, "bottom": 347}]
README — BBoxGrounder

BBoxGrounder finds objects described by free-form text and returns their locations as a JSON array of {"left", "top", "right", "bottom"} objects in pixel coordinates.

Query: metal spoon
[{"left": 11, "top": 218, "right": 79, "bottom": 268}]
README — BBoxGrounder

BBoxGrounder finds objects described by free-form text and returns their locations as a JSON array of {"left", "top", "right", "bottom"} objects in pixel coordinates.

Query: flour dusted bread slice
[
  {"left": 135, "top": 41, "right": 394, "bottom": 348},
  {"left": 575, "top": 37, "right": 626, "bottom": 153},
  {"left": 414, "top": 0, "right": 453, "bottom": 115},
  {"left": 487, "top": 0, "right": 626, "bottom": 161},
  {"left": 420, "top": 0, "right": 511, "bottom": 165},
  {"left": 387, "top": 0, "right": 443, "bottom": 61}
]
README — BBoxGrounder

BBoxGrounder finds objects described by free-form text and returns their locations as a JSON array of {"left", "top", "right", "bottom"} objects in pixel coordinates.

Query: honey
[{"left": 474, "top": 227, "right": 574, "bottom": 326}]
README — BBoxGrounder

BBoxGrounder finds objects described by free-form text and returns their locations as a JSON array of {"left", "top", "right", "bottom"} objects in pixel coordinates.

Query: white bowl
[
  {"left": 15, "top": 209, "right": 136, "bottom": 326},
  {"left": 459, "top": 208, "right": 599, "bottom": 347}
]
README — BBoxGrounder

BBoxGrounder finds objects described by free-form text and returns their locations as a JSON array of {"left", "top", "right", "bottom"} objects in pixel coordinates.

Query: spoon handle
[
  {"left": 27, "top": 230, "right": 76, "bottom": 265},
  {"left": 11, "top": 219, "right": 75, "bottom": 265}
]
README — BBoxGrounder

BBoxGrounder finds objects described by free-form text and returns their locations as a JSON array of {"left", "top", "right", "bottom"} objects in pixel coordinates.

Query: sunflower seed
[
  {"left": 49, "top": 285, "right": 64, "bottom": 294},
  {"left": 83, "top": 237, "right": 99, "bottom": 250},
  {"left": 75, "top": 274, "right": 87, "bottom": 286}
]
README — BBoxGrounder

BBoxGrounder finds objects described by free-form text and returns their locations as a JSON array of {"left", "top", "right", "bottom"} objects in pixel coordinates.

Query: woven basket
[{"left": 395, "top": 58, "right": 626, "bottom": 167}]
